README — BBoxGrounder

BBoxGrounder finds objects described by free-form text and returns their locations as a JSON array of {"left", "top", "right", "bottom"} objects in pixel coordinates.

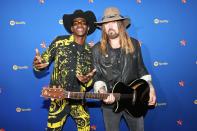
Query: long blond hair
[{"left": 100, "top": 21, "right": 134, "bottom": 55}]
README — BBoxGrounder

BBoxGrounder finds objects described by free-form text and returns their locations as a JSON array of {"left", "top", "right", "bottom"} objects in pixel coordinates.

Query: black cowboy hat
[{"left": 63, "top": 10, "right": 97, "bottom": 35}]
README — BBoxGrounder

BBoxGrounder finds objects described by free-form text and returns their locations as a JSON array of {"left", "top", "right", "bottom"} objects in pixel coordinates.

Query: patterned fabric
[
  {"left": 35, "top": 35, "right": 93, "bottom": 131},
  {"left": 41, "top": 35, "right": 93, "bottom": 91},
  {"left": 47, "top": 99, "right": 90, "bottom": 131}
]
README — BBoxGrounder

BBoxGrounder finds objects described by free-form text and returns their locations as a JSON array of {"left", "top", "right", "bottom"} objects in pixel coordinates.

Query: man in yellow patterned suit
[{"left": 33, "top": 9, "right": 96, "bottom": 131}]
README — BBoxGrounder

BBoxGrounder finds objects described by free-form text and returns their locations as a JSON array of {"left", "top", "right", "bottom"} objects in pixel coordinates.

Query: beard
[{"left": 107, "top": 29, "right": 119, "bottom": 39}]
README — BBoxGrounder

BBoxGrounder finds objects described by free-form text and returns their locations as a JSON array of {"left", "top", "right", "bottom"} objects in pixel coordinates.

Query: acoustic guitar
[{"left": 41, "top": 79, "right": 150, "bottom": 117}]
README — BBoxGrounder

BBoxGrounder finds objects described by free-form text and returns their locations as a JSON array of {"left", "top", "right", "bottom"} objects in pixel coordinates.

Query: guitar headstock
[{"left": 41, "top": 87, "right": 66, "bottom": 99}]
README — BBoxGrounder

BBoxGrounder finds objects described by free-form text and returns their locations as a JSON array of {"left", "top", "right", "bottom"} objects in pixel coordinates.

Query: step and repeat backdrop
[{"left": 0, "top": 0, "right": 197, "bottom": 131}]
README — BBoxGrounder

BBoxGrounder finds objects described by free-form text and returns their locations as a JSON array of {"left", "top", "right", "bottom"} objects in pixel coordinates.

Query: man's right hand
[{"left": 33, "top": 48, "right": 49, "bottom": 70}]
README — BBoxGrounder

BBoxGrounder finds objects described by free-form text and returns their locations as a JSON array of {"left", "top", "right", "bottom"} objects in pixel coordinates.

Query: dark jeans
[{"left": 102, "top": 107, "right": 144, "bottom": 131}]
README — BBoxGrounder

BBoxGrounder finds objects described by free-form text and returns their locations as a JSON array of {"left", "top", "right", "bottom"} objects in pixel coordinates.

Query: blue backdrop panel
[{"left": 0, "top": 0, "right": 197, "bottom": 131}]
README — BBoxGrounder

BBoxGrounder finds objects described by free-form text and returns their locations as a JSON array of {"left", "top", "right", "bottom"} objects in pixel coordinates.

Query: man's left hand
[
  {"left": 76, "top": 69, "right": 96, "bottom": 83},
  {"left": 148, "top": 82, "right": 156, "bottom": 106}
]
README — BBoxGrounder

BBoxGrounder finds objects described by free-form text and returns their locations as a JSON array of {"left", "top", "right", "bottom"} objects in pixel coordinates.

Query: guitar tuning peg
[{"left": 51, "top": 98, "right": 54, "bottom": 101}]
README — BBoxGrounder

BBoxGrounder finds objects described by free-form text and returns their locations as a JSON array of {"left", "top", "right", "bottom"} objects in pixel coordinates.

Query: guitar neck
[{"left": 68, "top": 92, "right": 120, "bottom": 100}]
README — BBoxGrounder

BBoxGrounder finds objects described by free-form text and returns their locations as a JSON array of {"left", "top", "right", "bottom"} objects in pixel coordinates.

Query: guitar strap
[{"left": 82, "top": 91, "right": 86, "bottom": 105}]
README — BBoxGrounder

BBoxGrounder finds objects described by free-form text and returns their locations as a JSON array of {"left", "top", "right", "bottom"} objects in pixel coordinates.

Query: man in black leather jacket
[{"left": 92, "top": 7, "right": 156, "bottom": 131}]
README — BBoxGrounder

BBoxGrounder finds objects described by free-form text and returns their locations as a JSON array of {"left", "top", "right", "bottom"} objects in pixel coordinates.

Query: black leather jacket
[{"left": 92, "top": 37, "right": 149, "bottom": 92}]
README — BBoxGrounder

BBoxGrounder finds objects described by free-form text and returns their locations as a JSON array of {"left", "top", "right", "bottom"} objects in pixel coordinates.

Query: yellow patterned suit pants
[{"left": 47, "top": 99, "right": 90, "bottom": 131}]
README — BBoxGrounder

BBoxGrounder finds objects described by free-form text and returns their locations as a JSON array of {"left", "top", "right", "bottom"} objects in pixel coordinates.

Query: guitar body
[{"left": 112, "top": 79, "right": 150, "bottom": 117}]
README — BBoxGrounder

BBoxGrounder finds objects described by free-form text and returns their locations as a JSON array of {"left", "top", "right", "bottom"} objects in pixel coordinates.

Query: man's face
[
  {"left": 71, "top": 17, "right": 89, "bottom": 36},
  {"left": 104, "top": 21, "right": 119, "bottom": 39}
]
